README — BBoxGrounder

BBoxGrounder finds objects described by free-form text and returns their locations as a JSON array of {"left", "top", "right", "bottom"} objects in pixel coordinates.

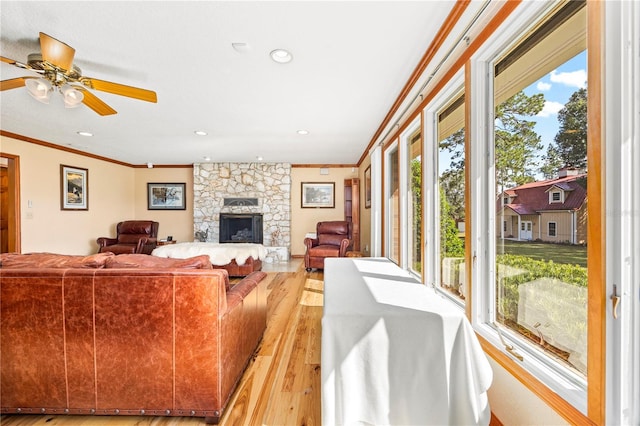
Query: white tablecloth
[{"left": 322, "top": 257, "right": 492, "bottom": 426}]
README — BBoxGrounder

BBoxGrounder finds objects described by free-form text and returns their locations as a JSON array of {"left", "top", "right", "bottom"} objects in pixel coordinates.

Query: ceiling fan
[{"left": 0, "top": 32, "right": 157, "bottom": 116}]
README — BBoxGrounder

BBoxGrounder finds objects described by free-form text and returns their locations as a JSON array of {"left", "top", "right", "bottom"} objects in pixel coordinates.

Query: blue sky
[
  {"left": 524, "top": 50, "right": 587, "bottom": 151},
  {"left": 437, "top": 50, "right": 587, "bottom": 176}
]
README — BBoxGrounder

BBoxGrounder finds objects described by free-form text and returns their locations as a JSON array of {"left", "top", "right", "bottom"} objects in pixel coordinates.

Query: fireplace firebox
[{"left": 219, "top": 213, "right": 263, "bottom": 244}]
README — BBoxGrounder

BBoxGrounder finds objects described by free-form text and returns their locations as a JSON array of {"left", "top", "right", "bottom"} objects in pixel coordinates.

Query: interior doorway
[{"left": 0, "top": 153, "right": 21, "bottom": 253}]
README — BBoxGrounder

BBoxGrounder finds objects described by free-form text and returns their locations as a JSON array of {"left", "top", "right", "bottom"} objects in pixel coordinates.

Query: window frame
[
  {"left": 468, "top": 0, "right": 599, "bottom": 420},
  {"left": 550, "top": 190, "right": 563, "bottom": 203},
  {"left": 423, "top": 70, "right": 466, "bottom": 305},
  {"left": 400, "top": 117, "right": 423, "bottom": 279},
  {"left": 383, "top": 140, "right": 401, "bottom": 264}
]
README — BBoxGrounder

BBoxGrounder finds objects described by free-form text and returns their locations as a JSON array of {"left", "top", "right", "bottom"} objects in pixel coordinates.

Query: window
[
  {"left": 548, "top": 221, "right": 557, "bottom": 237},
  {"left": 550, "top": 190, "right": 563, "bottom": 203},
  {"left": 494, "top": 1, "right": 588, "bottom": 372},
  {"left": 437, "top": 92, "right": 466, "bottom": 303},
  {"left": 475, "top": 0, "right": 592, "bottom": 414},
  {"left": 406, "top": 126, "right": 422, "bottom": 276},
  {"left": 385, "top": 143, "right": 400, "bottom": 264}
]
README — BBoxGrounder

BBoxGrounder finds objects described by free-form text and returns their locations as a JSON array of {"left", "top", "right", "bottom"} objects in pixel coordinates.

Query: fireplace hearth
[{"left": 219, "top": 213, "right": 263, "bottom": 244}]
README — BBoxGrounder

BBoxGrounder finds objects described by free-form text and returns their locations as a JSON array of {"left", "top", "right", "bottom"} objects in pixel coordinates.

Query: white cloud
[
  {"left": 537, "top": 81, "right": 552, "bottom": 91},
  {"left": 549, "top": 69, "right": 587, "bottom": 88},
  {"left": 537, "top": 100, "right": 564, "bottom": 117}
]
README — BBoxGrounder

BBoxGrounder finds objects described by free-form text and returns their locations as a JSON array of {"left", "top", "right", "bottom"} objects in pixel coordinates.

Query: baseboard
[{"left": 490, "top": 411, "right": 504, "bottom": 426}]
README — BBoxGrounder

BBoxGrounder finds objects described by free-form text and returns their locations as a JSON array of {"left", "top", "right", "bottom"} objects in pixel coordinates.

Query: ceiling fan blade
[
  {"left": 76, "top": 88, "right": 117, "bottom": 116},
  {"left": 1, "top": 77, "right": 35, "bottom": 91},
  {"left": 39, "top": 32, "right": 75, "bottom": 71},
  {"left": 1, "top": 56, "right": 36, "bottom": 71},
  {"left": 81, "top": 77, "right": 157, "bottom": 103}
]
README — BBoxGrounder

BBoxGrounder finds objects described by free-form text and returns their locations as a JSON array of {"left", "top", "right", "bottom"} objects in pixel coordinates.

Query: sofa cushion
[
  {"left": 0, "top": 252, "right": 115, "bottom": 269},
  {"left": 105, "top": 254, "right": 213, "bottom": 269}
]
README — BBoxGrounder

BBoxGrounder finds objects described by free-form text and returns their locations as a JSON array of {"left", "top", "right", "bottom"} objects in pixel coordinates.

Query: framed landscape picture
[
  {"left": 364, "top": 165, "right": 371, "bottom": 208},
  {"left": 301, "top": 182, "right": 335, "bottom": 208},
  {"left": 60, "top": 165, "right": 88, "bottom": 210},
  {"left": 147, "top": 182, "right": 186, "bottom": 210}
]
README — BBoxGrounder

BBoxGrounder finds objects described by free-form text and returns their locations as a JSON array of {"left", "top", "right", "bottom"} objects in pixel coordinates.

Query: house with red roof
[{"left": 497, "top": 168, "right": 587, "bottom": 244}]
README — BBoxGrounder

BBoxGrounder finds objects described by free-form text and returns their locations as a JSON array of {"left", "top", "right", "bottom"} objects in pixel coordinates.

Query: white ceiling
[{"left": 1, "top": 1, "right": 458, "bottom": 166}]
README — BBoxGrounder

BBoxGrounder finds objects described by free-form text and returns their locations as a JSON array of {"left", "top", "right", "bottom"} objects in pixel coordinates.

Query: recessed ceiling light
[
  {"left": 194, "top": 130, "right": 208, "bottom": 136},
  {"left": 232, "top": 42, "right": 250, "bottom": 53},
  {"left": 77, "top": 131, "right": 93, "bottom": 137},
  {"left": 270, "top": 49, "right": 293, "bottom": 64},
  {"left": 297, "top": 130, "right": 309, "bottom": 135},
  {"left": 256, "top": 156, "right": 263, "bottom": 161},
  {"left": 203, "top": 156, "right": 211, "bottom": 162}
]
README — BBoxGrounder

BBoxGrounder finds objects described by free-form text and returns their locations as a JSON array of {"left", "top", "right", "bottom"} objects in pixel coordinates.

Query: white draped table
[{"left": 322, "top": 257, "right": 493, "bottom": 426}]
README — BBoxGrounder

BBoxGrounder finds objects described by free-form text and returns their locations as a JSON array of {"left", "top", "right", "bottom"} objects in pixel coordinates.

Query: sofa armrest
[
  {"left": 338, "top": 238, "right": 351, "bottom": 257},
  {"left": 134, "top": 237, "right": 149, "bottom": 254},
  {"left": 304, "top": 237, "right": 318, "bottom": 250},
  {"left": 96, "top": 237, "right": 117, "bottom": 248}
]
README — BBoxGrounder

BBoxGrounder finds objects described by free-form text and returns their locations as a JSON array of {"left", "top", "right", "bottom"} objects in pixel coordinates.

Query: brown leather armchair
[
  {"left": 97, "top": 220, "right": 159, "bottom": 255},
  {"left": 304, "top": 221, "right": 352, "bottom": 271}
]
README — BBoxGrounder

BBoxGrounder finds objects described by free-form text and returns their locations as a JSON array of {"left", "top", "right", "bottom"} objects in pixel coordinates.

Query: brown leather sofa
[
  {"left": 97, "top": 220, "right": 159, "bottom": 254},
  {"left": 304, "top": 220, "right": 352, "bottom": 271},
  {"left": 0, "top": 252, "right": 268, "bottom": 424}
]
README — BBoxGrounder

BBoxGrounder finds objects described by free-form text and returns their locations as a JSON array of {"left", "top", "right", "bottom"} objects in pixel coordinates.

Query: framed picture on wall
[
  {"left": 364, "top": 166, "right": 371, "bottom": 209},
  {"left": 301, "top": 182, "right": 335, "bottom": 208},
  {"left": 60, "top": 164, "right": 88, "bottom": 210},
  {"left": 147, "top": 182, "right": 186, "bottom": 210}
]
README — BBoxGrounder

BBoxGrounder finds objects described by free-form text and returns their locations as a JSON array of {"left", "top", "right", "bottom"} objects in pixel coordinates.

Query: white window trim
[
  {"left": 604, "top": 1, "right": 640, "bottom": 424},
  {"left": 368, "top": 145, "right": 383, "bottom": 257},
  {"left": 423, "top": 69, "right": 465, "bottom": 304},
  {"left": 469, "top": 0, "right": 588, "bottom": 414},
  {"left": 549, "top": 190, "right": 563, "bottom": 203},
  {"left": 384, "top": 140, "right": 400, "bottom": 263},
  {"left": 400, "top": 117, "right": 422, "bottom": 277}
]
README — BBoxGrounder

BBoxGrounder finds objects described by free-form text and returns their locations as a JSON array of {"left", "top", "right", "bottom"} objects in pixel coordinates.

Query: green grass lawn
[{"left": 499, "top": 239, "right": 587, "bottom": 267}]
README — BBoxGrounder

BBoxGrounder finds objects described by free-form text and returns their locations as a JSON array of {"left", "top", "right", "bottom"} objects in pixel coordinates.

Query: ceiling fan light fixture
[
  {"left": 25, "top": 78, "right": 53, "bottom": 104},
  {"left": 61, "top": 84, "right": 84, "bottom": 108}
]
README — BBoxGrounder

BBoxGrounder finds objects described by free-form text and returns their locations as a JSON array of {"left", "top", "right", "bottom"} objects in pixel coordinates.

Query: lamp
[
  {"left": 61, "top": 84, "right": 84, "bottom": 108},
  {"left": 25, "top": 78, "right": 53, "bottom": 104}
]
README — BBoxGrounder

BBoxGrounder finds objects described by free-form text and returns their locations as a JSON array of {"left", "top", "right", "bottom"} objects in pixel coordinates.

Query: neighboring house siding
[
  {"left": 576, "top": 202, "right": 587, "bottom": 244},
  {"left": 540, "top": 211, "right": 574, "bottom": 242},
  {"left": 498, "top": 208, "right": 517, "bottom": 238}
]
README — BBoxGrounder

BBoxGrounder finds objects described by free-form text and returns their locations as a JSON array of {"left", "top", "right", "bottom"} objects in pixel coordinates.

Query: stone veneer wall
[{"left": 193, "top": 162, "right": 291, "bottom": 251}]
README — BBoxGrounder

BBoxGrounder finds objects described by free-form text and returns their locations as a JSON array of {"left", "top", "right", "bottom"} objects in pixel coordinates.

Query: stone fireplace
[
  {"left": 219, "top": 213, "right": 263, "bottom": 244},
  {"left": 193, "top": 162, "right": 291, "bottom": 262}
]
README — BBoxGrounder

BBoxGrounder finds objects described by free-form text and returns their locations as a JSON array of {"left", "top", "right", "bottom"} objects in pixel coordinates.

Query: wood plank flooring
[{"left": 1, "top": 263, "right": 323, "bottom": 426}]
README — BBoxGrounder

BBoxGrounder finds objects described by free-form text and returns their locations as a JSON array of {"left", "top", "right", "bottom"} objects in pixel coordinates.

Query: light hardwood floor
[{"left": 1, "top": 261, "right": 323, "bottom": 426}]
